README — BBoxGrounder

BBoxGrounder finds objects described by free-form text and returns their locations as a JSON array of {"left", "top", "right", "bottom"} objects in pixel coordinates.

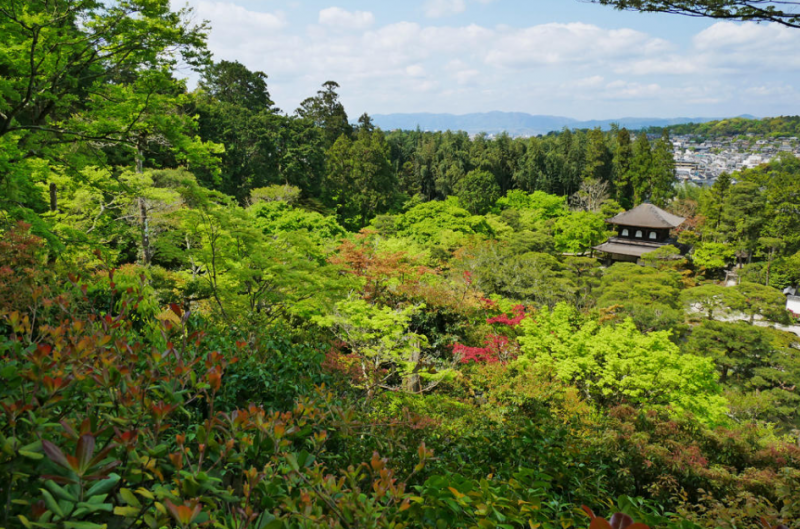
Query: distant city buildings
[{"left": 668, "top": 134, "right": 800, "bottom": 186}]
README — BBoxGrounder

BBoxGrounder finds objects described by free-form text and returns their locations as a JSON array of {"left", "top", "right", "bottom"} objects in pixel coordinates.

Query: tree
[
  {"left": 650, "top": 129, "right": 676, "bottom": 207},
  {"left": 249, "top": 185, "right": 302, "bottom": 205},
  {"left": 684, "top": 322, "right": 800, "bottom": 427},
  {"left": 742, "top": 153, "right": 800, "bottom": 254},
  {"left": 518, "top": 303, "right": 727, "bottom": 422},
  {"left": 598, "top": 263, "right": 685, "bottom": 332},
  {"left": 194, "top": 96, "right": 276, "bottom": 200},
  {"left": 640, "top": 244, "right": 688, "bottom": 272},
  {"left": 199, "top": 60, "right": 273, "bottom": 111},
  {"left": 390, "top": 198, "right": 495, "bottom": 257},
  {"left": 357, "top": 112, "right": 375, "bottom": 134},
  {"left": 733, "top": 281, "right": 790, "bottom": 324},
  {"left": 552, "top": 211, "right": 608, "bottom": 255},
  {"left": 456, "top": 245, "right": 575, "bottom": 307},
  {"left": 564, "top": 256, "right": 603, "bottom": 309},
  {"left": 296, "top": 81, "right": 353, "bottom": 147},
  {"left": 249, "top": 199, "right": 346, "bottom": 253},
  {"left": 701, "top": 172, "right": 731, "bottom": 238},
  {"left": 457, "top": 170, "right": 501, "bottom": 215},
  {"left": 612, "top": 127, "right": 634, "bottom": 207},
  {"left": 582, "top": 127, "right": 612, "bottom": 183},
  {"left": 0, "top": 0, "right": 210, "bottom": 213},
  {"left": 692, "top": 241, "right": 735, "bottom": 274},
  {"left": 588, "top": 0, "right": 800, "bottom": 29},
  {"left": 0, "top": 1, "right": 222, "bottom": 263},
  {"left": 759, "top": 236, "right": 785, "bottom": 287},
  {"left": 324, "top": 129, "right": 398, "bottom": 229},
  {"left": 684, "top": 320, "right": 774, "bottom": 384},
  {"left": 194, "top": 61, "right": 325, "bottom": 202},
  {"left": 570, "top": 178, "right": 611, "bottom": 213},
  {"left": 173, "top": 187, "right": 347, "bottom": 324},
  {"left": 719, "top": 180, "right": 766, "bottom": 266},
  {"left": 315, "top": 298, "right": 452, "bottom": 395},
  {"left": 680, "top": 283, "right": 743, "bottom": 320},
  {"left": 629, "top": 132, "right": 653, "bottom": 205},
  {"left": 497, "top": 190, "right": 568, "bottom": 219}
]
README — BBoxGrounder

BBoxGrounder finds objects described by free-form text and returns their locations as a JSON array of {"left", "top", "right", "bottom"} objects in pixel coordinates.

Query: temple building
[{"left": 593, "top": 203, "right": 685, "bottom": 263}]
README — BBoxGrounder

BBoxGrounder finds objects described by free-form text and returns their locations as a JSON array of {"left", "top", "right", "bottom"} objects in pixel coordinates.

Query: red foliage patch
[
  {"left": 322, "top": 344, "right": 364, "bottom": 384},
  {"left": 454, "top": 334, "right": 517, "bottom": 364},
  {"left": 486, "top": 304, "right": 526, "bottom": 326}
]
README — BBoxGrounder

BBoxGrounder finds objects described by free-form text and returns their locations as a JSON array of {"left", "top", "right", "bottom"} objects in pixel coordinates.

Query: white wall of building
[{"left": 787, "top": 296, "right": 800, "bottom": 315}]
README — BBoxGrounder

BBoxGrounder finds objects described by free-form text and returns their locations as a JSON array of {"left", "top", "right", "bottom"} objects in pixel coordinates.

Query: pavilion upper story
[{"left": 593, "top": 204, "right": 685, "bottom": 262}]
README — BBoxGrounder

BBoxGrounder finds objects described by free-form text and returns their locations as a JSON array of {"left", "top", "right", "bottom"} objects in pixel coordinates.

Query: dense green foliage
[
  {"left": 656, "top": 116, "right": 800, "bottom": 138},
  {"left": 2, "top": 2, "right": 800, "bottom": 529}
]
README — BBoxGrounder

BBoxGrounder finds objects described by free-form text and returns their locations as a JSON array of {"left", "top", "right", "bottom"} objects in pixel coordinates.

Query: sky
[{"left": 172, "top": 0, "right": 800, "bottom": 120}]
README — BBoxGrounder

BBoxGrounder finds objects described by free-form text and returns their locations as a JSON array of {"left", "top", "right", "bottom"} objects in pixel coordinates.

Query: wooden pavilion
[{"left": 592, "top": 204, "right": 685, "bottom": 263}]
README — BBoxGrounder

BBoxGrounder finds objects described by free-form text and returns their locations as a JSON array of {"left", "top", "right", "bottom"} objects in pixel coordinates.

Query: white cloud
[
  {"left": 603, "top": 81, "right": 662, "bottom": 100},
  {"left": 445, "top": 59, "right": 469, "bottom": 71},
  {"left": 454, "top": 69, "right": 480, "bottom": 85},
  {"left": 424, "top": 0, "right": 466, "bottom": 18},
  {"left": 406, "top": 64, "right": 427, "bottom": 77},
  {"left": 744, "top": 84, "right": 798, "bottom": 102},
  {"left": 192, "top": 1, "right": 287, "bottom": 32},
  {"left": 319, "top": 7, "right": 375, "bottom": 30},
  {"left": 412, "top": 80, "right": 440, "bottom": 92},
  {"left": 573, "top": 75, "right": 605, "bottom": 88},
  {"left": 485, "top": 23, "right": 671, "bottom": 68},
  {"left": 693, "top": 22, "right": 800, "bottom": 70},
  {"left": 175, "top": 1, "right": 800, "bottom": 119},
  {"left": 613, "top": 57, "right": 702, "bottom": 76}
]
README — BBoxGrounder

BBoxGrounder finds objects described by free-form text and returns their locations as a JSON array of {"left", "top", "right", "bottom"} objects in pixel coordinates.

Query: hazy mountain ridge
[{"left": 371, "top": 111, "right": 757, "bottom": 136}]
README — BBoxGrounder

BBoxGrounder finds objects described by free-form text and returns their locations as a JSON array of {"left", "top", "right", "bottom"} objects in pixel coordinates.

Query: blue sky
[{"left": 174, "top": 0, "right": 800, "bottom": 119}]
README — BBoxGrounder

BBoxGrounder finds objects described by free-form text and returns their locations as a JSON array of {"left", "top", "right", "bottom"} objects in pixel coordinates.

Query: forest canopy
[{"left": 2, "top": 2, "right": 800, "bottom": 529}]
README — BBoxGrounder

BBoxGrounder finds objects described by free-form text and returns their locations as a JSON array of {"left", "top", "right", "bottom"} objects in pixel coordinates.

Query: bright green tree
[
  {"left": 518, "top": 303, "right": 727, "bottom": 422},
  {"left": 552, "top": 212, "right": 608, "bottom": 255},
  {"left": 692, "top": 241, "right": 735, "bottom": 273},
  {"left": 0, "top": 0, "right": 212, "bottom": 236},
  {"left": 315, "top": 298, "right": 453, "bottom": 395}
]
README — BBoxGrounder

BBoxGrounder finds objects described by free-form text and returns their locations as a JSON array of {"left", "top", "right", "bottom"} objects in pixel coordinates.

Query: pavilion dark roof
[
  {"left": 606, "top": 203, "right": 685, "bottom": 229},
  {"left": 593, "top": 238, "right": 666, "bottom": 258}
]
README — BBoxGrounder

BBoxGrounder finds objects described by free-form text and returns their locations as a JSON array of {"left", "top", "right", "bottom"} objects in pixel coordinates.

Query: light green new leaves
[
  {"left": 392, "top": 197, "right": 495, "bottom": 246},
  {"left": 315, "top": 298, "right": 453, "bottom": 392},
  {"left": 518, "top": 303, "right": 728, "bottom": 423},
  {"left": 552, "top": 211, "right": 609, "bottom": 255},
  {"left": 316, "top": 299, "right": 428, "bottom": 364}
]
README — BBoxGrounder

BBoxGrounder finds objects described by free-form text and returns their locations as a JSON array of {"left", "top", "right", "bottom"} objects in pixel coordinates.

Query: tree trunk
[
  {"left": 136, "top": 142, "right": 144, "bottom": 175},
  {"left": 766, "top": 249, "right": 773, "bottom": 286},
  {"left": 139, "top": 197, "right": 152, "bottom": 266},
  {"left": 49, "top": 183, "right": 57, "bottom": 212},
  {"left": 136, "top": 142, "right": 152, "bottom": 266},
  {"left": 405, "top": 349, "right": 421, "bottom": 393}
]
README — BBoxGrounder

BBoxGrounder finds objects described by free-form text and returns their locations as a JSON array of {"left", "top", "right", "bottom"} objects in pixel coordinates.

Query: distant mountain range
[{"left": 370, "top": 111, "right": 758, "bottom": 137}]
